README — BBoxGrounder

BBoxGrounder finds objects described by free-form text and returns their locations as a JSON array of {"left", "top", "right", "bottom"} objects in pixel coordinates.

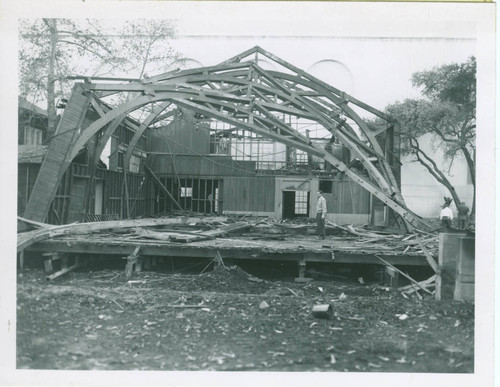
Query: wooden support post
[
  {"left": 124, "top": 246, "right": 141, "bottom": 279},
  {"left": 385, "top": 266, "right": 399, "bottom": 289},
  {"left": 44, "top": 258, "right": 53, "bottom": 273},
  {"left": 295, "top": 260, "right": 313, "bottom": 283},
  {"left": 125, "top": 260, "right": 134, "bottom": 279},
  {"left": 19, "top": 250, "right": 24, "bottom": 271},
  {"left": 436, "top": 233, "right": 460, "bottom": 301},
  {"left": 135, "top": 257, "right": 143, "bottom": 273},
  {"left": 61, "top": 255, "right": 69, "bottom": 269},
  {"left": 123, "top": 170, "right": 131, "bottom": 218},
  {"left": 306, "top": 130, "right": 313, "bottom": 176},
  {"left": 43, "top": 252, "right": 62, "bottom": 273}
]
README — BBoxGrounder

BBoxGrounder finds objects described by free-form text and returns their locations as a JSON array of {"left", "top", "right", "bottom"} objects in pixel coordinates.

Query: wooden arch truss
[{"left": 23, "top": 46, "right": 430, "bottom": 230}]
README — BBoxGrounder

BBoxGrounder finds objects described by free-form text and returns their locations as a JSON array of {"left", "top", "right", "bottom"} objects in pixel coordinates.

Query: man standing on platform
[
  {"left": 440, "top": 203, "right": 453, "bottom": 231},
  {"left": 316, "top": 190, "right": 327, "bottom": 239},
  {"left": 457, "top": 201, "right": 469, "bottom": 229}
]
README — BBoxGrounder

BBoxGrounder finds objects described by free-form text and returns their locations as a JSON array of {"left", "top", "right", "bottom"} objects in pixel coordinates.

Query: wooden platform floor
[{"left": 27, "top": 233, "right": 429, "bottom": 267}]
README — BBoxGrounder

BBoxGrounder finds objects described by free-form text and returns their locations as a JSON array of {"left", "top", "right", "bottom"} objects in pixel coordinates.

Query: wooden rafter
[{"left": 24, "top": 46, "right": 430, "bottom": 230}]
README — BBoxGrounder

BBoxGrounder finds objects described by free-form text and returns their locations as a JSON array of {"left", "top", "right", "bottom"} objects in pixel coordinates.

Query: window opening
[
  {"left": 294, "top": 190, "right": 308, "bottom": 215},
  {"left": 319, "top": 180, "right": 333, "bottom": 194}
]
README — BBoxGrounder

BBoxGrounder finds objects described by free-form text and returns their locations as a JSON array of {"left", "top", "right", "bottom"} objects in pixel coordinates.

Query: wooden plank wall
[
  {"left": 104, "top": 169, "right": 147, "bottom": 218},
  {"left": 18, "top": 164, "right": 41, "bottom": 216},
  {"left": 148, "top": 113, "right": 210, "bottom": 155},
  {"left": 223, "top": 177, "right": 275, "bottom": 212},
  {"left": 325, "top": 179, "right": 370, "bottom": 214},
  {"left": 22, "top": 160, "right": 147, "bottom": 223},
  {"left": 146, "top": 175, "right": 223, "bottom": 215},
  {"left": 48, "top": 168, "right": 72, "bottom": 224},
  {"left": 149, "top": 154, "right": 256, "bottom": 177}
]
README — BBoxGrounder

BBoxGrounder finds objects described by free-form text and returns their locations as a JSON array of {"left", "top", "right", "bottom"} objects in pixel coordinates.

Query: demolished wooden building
[{"left": 18, "top": 46, "right": 442, "bottom": 288}]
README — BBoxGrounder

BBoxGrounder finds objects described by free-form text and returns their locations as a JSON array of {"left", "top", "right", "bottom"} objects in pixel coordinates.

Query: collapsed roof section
[{"left": 23, "top": 46, "right": 430, "bottom": 230}]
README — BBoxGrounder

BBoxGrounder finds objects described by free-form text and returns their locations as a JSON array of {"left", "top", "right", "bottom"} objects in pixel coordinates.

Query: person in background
[
  {"left": 440, "top": 203, "right": 453, "bottom": 231},
  {"left": 316, "top": 190, "right": 327, "bottom": 239},
  {"left": 457, "top": 201, "right": 469, "bottom": 230}
]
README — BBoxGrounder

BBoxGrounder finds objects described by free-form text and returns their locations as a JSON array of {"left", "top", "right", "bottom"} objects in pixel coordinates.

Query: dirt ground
[{"left": 16, "top": 262, "right": 474, "bottom": 373}]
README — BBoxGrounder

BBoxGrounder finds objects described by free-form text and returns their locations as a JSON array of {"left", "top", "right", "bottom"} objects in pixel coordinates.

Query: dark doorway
[{"left": 282, "top": 190, "right": 309, "bottom": 219}]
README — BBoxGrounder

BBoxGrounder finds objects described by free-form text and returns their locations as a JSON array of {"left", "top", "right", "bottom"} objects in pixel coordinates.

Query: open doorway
[{"left": 282, "top": 190, "right": 309, "bottom": 219}]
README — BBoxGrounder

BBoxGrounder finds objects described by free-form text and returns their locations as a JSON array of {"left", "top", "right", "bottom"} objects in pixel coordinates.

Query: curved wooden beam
[
  {"left": 67, "top": 92, "right": 195, "bottom": 163},
  {"left": 93, "top": 114, "right": 126, "bottom": 165},
  {"left": 27, "top": 47, "right": 427, "bottom": 229},
  {"left": 123, "top": 101, "right": 171, "bottom": 171}
]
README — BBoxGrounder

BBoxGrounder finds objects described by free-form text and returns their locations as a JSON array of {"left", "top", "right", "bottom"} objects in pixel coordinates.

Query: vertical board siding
[
  {"left": 148, "top": 115, "right": 210, "bottom": 155},
  {"left": 223, "top": 177, "right": 275, "bottom": 212},
  {"left": 18, "top": 164, "right": 41, "bottom": 215},
  {"left": 149, "top": 155, "right": 255, "bottom": 177},
  {"left": 324, "top": 179, "right": 370, "bottom": 215}
]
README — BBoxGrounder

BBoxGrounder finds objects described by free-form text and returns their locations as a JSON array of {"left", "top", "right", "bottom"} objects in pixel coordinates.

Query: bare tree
[
  {"left": 19, "top": 19, "right": 181, "bottom": 138},
  {"left": 19, "top": 19, "right": 125, "bottom": 138}
]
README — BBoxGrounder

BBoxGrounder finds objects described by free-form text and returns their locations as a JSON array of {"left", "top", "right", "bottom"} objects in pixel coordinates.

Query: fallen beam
[
  {"left": 46, "top": 258, "right": 84, "bottom": 281},
  {"left": 144, "top": 164, "right": 183, "bottom": 210},
  {"left": 375, "top": 255, "right": 433, "bottom": 295},
  {"left": 17, "top": 216, "right": 228, "bottom": 252},
  {"left": 416, "top": 237, "right": 438, "bottom": 273}
]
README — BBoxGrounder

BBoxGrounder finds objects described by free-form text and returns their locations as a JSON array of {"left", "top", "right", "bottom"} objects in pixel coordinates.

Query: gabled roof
[{"left": 18, "top": 97, "right": 48, "bottom": 117}]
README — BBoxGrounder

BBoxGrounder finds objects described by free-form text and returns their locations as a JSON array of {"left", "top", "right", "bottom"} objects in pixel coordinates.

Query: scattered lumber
[
  {"left": 18, "top": 216, "right": 53, "bottom": 229},
  {"left": 399, "top": 275, "right": 437, "bottom": 293},
  {"left": 415, "top": 237, "right": 438, "bottom": 273},
  {"left": 375, "top": 255, "right": 433, "bottom": 295},
  {"left": 170, "top": 221, "right": 253, "bottom": 243},
  {"left": 346, "top": 225, "right": 387, "bottom": 239},
  {"left": 162, "top": 305, "right": 206, "bottom": 309},
  {"left": 17, "top": 216, "right": 228, "bottom": 252},
  {"left": 134, "top": 228, "right": 211, "bottom": 241}
]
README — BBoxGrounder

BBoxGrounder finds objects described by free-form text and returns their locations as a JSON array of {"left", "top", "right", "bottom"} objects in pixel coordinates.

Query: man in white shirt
[
  {"left": 440, "top": 204, "right": 453, "bottom": 231},
  {"left": 316, "top": 190, "right": 327, "bottom": 239}
]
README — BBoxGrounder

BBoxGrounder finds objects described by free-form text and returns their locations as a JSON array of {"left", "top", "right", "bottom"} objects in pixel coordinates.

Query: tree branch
[{"left": 409, "top": 138, "right": 462, "bottom": 206}]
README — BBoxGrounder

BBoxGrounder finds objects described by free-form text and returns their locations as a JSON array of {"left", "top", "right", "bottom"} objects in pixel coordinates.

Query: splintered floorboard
[{"left": 27, "top": 233, "right": 429, "bottom": 267}]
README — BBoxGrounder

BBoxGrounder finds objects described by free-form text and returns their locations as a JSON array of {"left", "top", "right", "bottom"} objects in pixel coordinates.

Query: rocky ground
[{"left": 16, "top": 260, "right": 474, "bottom": 373}]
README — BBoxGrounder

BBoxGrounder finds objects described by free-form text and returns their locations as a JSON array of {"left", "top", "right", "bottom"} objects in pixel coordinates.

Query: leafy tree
[{"left": 370, "top": 57, "right": 476, "bottom": 214}]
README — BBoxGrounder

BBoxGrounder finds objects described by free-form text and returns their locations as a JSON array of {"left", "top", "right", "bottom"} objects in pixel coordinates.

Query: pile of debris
[{"left": 191, "top": 264, "right": 271, "bottom": 294}]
